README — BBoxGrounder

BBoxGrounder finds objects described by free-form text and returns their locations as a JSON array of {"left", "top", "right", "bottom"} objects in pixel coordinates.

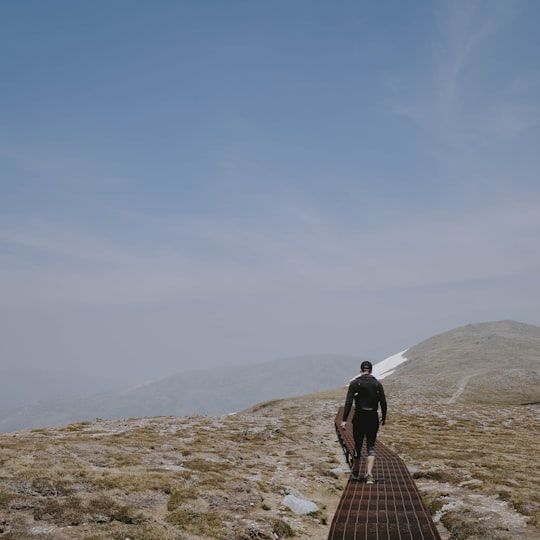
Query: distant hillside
[
  {"left": 4, "top": 319, "right": 538, "bottom": 432},
  {"left": 0, "top": 355, "right": 363, "bottom": 432},
  {"left": 0, "top": 367, "right": 122, "bottom": 409},
  {"left": 390, "top": 320, "right": 540, "bottom": 405}
]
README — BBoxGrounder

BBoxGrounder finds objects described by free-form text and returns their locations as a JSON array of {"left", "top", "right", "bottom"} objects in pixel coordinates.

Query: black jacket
[{"left": 342, "top": 374, "right": 387, "bottom": 422}]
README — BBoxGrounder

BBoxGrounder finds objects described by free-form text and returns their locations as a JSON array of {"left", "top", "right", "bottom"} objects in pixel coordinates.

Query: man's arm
[
  {"left": 378, "top": 382, "right": 387, "bottom": 424},
  {"left": 340, "top": 381, "right": 355, "bottom": 429}
]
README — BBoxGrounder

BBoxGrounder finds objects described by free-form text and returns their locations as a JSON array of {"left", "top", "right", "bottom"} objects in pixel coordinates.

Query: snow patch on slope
[
  {"left": 373, "top": 350, "right": 408, "bottom": 380},
  {"left": 349, "top": 350, "right": 409, "bottom": 382}
]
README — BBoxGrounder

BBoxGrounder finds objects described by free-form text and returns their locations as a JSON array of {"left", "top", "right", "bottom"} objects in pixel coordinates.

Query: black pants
[{"left": 352, "top": 410, "right": 379, "bottom": 457}]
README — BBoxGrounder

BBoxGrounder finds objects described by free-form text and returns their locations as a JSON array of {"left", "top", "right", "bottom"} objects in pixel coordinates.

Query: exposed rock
[{"left": 282, "top": 494, "right": 318, "bottom": 515}]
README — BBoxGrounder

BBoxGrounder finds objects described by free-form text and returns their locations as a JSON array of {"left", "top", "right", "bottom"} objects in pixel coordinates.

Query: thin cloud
[
  {"left": 434, "top": 0, "right": 499, "bottom": 120},
  {"left": 1, "top": 193, "right": 539, "bottom": 309},
  {"left": 387, "top": 2, "right": 524, "bottom": 137}
]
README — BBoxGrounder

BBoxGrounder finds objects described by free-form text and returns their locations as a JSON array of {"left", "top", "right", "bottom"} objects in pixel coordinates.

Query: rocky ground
[
  {"left": 0, "top": 383, "right": 538, "bottom": 539},
  {"left": 381, "top": 376, "right": 540, "bottom": 540},
  {"left": 0, "top": 391, "right": 346, "bottom": 539}
]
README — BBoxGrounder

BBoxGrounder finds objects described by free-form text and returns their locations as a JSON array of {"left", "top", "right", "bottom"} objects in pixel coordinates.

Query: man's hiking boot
[{"left": 365, "top": 474, "right": 375, "bottom": 485}]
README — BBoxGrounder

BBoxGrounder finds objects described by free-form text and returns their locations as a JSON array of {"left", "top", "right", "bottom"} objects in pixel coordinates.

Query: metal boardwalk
[{"left": 329, "top": 407, "right": 441, "bottom": 540}]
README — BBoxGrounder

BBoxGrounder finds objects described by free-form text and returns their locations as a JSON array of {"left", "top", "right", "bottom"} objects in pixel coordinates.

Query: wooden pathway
[{"left": 328, "top": 407, "right": 441, "bottom": 540}]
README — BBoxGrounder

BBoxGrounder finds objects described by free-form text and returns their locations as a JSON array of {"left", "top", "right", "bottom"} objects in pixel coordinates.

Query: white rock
[{"left": 282, "top": 494, "right": 318, "bottom": 515}]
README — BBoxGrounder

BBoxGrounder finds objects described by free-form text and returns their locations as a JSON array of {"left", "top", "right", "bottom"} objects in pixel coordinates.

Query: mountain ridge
[
  {"left": 393, "top": 320, "right": 540, "bottom": 405},
  {"left": 0, "top": 354, "right": 364, "bottom": 432},
  {"left": 2, "top": 319, "right": 539, "bottom": 432}
]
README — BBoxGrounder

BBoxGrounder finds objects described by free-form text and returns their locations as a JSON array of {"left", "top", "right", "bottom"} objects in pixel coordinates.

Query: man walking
[{"left": 340, "top": 360, "right": 387, "bottom": 484}]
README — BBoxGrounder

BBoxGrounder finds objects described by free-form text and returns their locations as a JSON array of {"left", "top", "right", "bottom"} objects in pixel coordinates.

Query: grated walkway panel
[{"left": 328, "top": 407, "right": 441, "bottom": 540}]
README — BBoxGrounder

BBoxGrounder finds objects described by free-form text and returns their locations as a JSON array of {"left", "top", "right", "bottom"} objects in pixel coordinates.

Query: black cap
[{"left": 360, "top": 361, "right": 373, "bottom": 372}]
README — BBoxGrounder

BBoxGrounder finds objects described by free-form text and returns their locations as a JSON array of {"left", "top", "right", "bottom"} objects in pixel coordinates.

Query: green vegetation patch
[
  {"left": 166, "top": 486, "right": 198, "bottom": 511},
  {"left": 33, "top": 494, "right": 142, "bottom": 526},
  {"left": 184, "top": 456, "right": 223, "bottom": 473},
  {"left": 166, "top": 509, "right": 224, "bottom": 535},
  {"left": 272, "top": 519, "right": 295, "bottom": 537}
]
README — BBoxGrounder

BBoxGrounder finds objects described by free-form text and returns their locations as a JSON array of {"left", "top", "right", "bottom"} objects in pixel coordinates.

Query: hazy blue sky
[{"left": 1, "top": 0, "right": 539, "bottom": 382}]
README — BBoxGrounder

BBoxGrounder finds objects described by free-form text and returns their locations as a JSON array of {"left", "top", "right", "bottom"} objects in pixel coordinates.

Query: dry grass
[
  {"left": 380, "top": 376, "right": 540, "bottom": 539},
  {"left": 0, "top": 379, "right": 538, "bottom": 539},
  {"left": 0, "top": 400, "right": 343, "bottom": 539}
]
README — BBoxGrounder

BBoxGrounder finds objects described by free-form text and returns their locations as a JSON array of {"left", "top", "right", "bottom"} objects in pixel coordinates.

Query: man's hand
[
  {"left": 380, "top": 417, "right": 386, "bottom": 426},
  {"left": 340, "top": 421, "right": 347, "bottom": 430}
]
